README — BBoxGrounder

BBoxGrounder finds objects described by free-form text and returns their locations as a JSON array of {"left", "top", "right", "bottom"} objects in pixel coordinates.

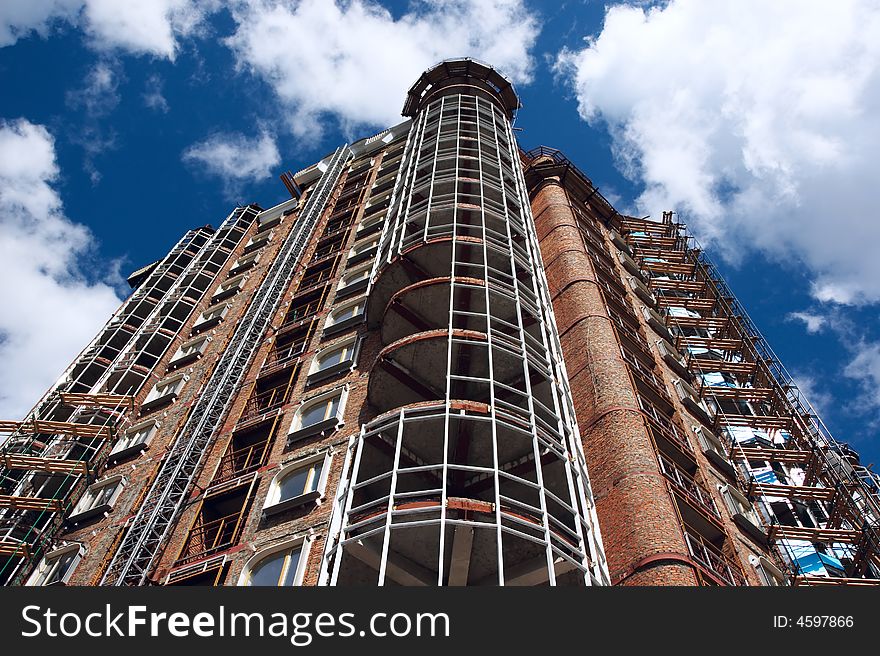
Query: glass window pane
[
  {"left": 300, "top": 401, "right": 328, "bottom": 428},
  {"left": 279, "top": 468, "right": 310, "bottom": 501},
  {"left": 306, "top": 461, "right": 323, "bottom": 493},
  {"left": 281, "top": 549, "right": 302, "bottom": 586},
  {"left": 319, "top": 347, "right": 345, "bottom": 369},
  {"left": 249, "top": 553, "right": 285, "bottom": 586}
]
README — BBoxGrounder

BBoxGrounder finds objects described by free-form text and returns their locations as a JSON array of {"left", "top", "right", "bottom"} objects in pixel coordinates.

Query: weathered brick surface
[{"left": 532, "top": 177, "right": 697, "bottom": 586}]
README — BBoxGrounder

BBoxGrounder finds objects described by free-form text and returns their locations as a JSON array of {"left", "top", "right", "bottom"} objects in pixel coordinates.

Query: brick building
[{"left": 2, "top": 59, "right": 878, "bottom": 587}]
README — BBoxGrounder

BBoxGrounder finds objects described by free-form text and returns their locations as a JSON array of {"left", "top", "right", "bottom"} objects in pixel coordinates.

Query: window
[
  {"left": 230, "top": 251, "right": 260, "bottom": 274},
  {"left": 239, "top": 540, "right": 309, "bottom": 587},
  {"left": 213, "top": 274, "right": 246, "bottom": 301},
  {"left": 356, "top": 212, "right": 385, "bottom": 238},
  {"left": 169, "top": 335, "right": 209, "bottom": 367},
  {"left": 244, "top": 231, "right": 272, "bottom": 253},
  {"left": 142, "top": 374, "right": 186, "bottom": 411},
  {"left": 110, "top": 420, "right": 158, "bottom": 461},
  {"left": 720, "top": 484, "right": 766, "bottom": 542},
  {"left": 68, "top": 475, "right": 124, "bottom": 523},
  {"left": 347, "top": 236, "right": 379, "bottom": 264},
  {"left": 289, "top": 388, "right": 346, "bottom": 442},
  {"left": 263, "top": 453, "right": 331, "bottom": 515},
  {"left": 336, "top": 263, "right": 372, "bottom": 297},
  {"left": 323, "top": 297, "right": 366, "bottom": 335},
  {"left": 25, "top": 544, "right": 82, "bottom": 586},
  {"left": 192, "top": 303, "right": 228, "bottom": 333},
  {"left": 752, "top": 555, "right": 786, "bottom": 586},
  {"left": 307, "top": 338, "right": 358, "bottom": 383}
]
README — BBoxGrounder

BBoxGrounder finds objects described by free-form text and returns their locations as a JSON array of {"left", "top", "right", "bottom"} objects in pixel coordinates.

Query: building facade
[{"left": 1, "top": 59, "right": 878, "bottom": 587}]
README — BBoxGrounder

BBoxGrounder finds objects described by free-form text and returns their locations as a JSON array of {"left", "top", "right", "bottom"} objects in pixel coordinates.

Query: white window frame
[
  {"left": 263, "top": 451, "right": 332, "bottom": 515},
  {"left": 324, "top": 296, "right": 366, "bottom": 334},
  {"left": 68, "top": 475, "right": 125, "bottom": 523},
  {"left": 110, "top": 419, "right": 159, "bottom": 460},
  {"left": 25, "top": 543, "right": 83, "bottom": 586},
  {"left": 347, "top": 236, "right": 380, "bottom": 261},
  {"left": 245, "top": 230, "right": 273, "bottom": 252},
  {"left": 169, "top": 335, "right": 210, "bottom": 366},
  {"left": 357, "top": 211, "right": 385, "bottom": 234},
  {"left": 230, "top": 251, "right": 260, "bottom": 274},
  {"left": 720, "top": 484, "right": 761, "bottom": 526},
  {"left": 143, "top": 372, "right": 187, "bottom": 406},
  {"left": 337, "top": 261, "right": 373, "bottom": 290},
  {"left": 289, "top": 387, "right": 347, "bottom": 441},
  {"left": 237, "top": 536, "right": 313, "bottom": 587},
  {"left": 213, "top": 273, "right": 247, "bottom": 301},
  {"left": 307, "top": 336, "right": 359, "bottom": 382},
  {"left": 694, "top": 426, "right": 726, "bottom": 459},
  {"left": 193, "top": 302, "right": 229, "bottom": 330},
  {"left": 751, "top": 555, "right": 786, "bottom": 586}
]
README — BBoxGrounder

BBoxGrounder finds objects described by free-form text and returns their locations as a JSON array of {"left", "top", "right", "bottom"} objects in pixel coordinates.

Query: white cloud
[
  {"left": 0, "top": 119, "right": 122, "bottom": 419},
  {"left": 143, "top": 74, "right": 170, "bottom": 112},
  {"left": 0, "top": 0, "right": 210, "bottom": 58},
  {"left": 66, "top": 59, "right": 120, "bottom": 117},
  {"left": 790, "top": 372, "right": 834, "bottom": 418},
  {"left": 66, "top": 60, "right": 122, "bottom": 183},
  {"left": 225, "top": 0, "right": 540, "bottom": 137},
  {"left": 844, "top": 341, "right": 880, "bottom": 419},
  {"left": 0, "top": 0, "right": 80, "bottom": 46},
  {"left": 556, "top": 0, "right": 880, "bottom": 305},
  {"left": 788, "top": 311, "right": 828, "bottom": 334},
  {"left": 182, "top": 130, "right": 280, "bottom": 187}
]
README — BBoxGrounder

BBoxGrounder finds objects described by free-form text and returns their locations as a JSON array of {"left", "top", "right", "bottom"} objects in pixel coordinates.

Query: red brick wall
[{"left": 531, "top": 177, "right": 697, "bottom": 586}]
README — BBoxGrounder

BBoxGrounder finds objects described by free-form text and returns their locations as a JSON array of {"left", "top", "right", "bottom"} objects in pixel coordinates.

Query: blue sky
[{"left": 1, "top": 0, "right": 879, "bottom": 467}]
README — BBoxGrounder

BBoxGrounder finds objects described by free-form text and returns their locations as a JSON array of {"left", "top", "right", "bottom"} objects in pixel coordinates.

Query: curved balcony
[{"left": 331, "top": 401, "right": 594, "bottom": 586}]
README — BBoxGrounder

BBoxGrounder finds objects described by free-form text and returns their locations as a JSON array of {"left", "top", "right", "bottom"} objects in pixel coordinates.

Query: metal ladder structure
[{"left": 101, "top": 146, "right": 352, "bottom": 585}]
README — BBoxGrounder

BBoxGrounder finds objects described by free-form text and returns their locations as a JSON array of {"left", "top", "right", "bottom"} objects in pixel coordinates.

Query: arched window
[
  {"left": 263, "top": 452, "right": 331, "bottom": 516},
  {"left": 307, "top": 338, "right": 358, "bottom": 384},
  {"left": 336, "top": 262, "right": 372, "bottom": 298},
  {"left": 323, "top": 297, "right": 366, "bottom": 336},
  {"left": 289, "top": 388, "right": 346, "bottom": 443},
  {"left": 239, "top": 539, "right": 310, "bottom": 586}
]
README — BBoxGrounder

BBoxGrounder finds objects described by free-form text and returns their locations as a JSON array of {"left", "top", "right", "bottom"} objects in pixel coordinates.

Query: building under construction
[{"left": 1, "top": 59, "right": 878, "bottom": 587}]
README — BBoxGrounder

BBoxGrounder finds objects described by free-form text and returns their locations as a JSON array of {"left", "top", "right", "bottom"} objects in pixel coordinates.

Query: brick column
[{"left": 531, "top": 176, "right": 697, "bottom": 585}]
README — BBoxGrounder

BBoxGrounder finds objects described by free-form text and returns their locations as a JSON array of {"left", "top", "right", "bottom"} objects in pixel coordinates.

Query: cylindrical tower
[{"left": 322, "top": 59, "right": 608, "bottom": 586}]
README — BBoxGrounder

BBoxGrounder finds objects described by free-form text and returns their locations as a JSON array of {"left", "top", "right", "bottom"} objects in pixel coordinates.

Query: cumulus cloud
[
  {"left": 182, "top": 130, "right": 281, "bottom": 191},
  {"left": 0, "top": 119, "right": 122, "bottom": 419},
  {"left": 0, "top": 0, "right": 210, "bottom": 58},
  {"left": 225, "top": 0, "right": 540, "bottom": 137},
  {"left": 556, "top": 0, "right": 880, "bottom": 305}
]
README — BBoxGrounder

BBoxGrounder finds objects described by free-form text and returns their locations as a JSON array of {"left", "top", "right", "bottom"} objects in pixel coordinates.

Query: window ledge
[
  {"left": 704, "top": 448, "right": 737, "bottom": 480},
  {"left": 167, "top": 352, "right": 201, "bottom": 371},
  {"left": 211, "top": 287, "right": 240, "bottom": 303},
  {"left": 262, "top": 490, "right": 321, "bottom": 517},
  {"left": 306, "top": 360, "right": 353, "bottom": 386},
  {"left": 733, "top": 513, "right": 769, "bottom": 546},
  {"left": 107, "top": 442, "right": 149, "bottom": 464},
  {"left": 288, "top": 417, "right": 341, "bottom": 444},
  {"left": 191, "top": 316, "right": 222, "bottom": 334},
  {"left": 347, "top": 247, "right": 378, "bottom": 266},
  {"left": 140, "top": 392, "right": 177, "bottom": 413},
  {"left": 66, "top": 503, "right": 112, "bottom": 526},
  {"left": 335, "top": 277, "right": 369, "bottom": 299}
]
